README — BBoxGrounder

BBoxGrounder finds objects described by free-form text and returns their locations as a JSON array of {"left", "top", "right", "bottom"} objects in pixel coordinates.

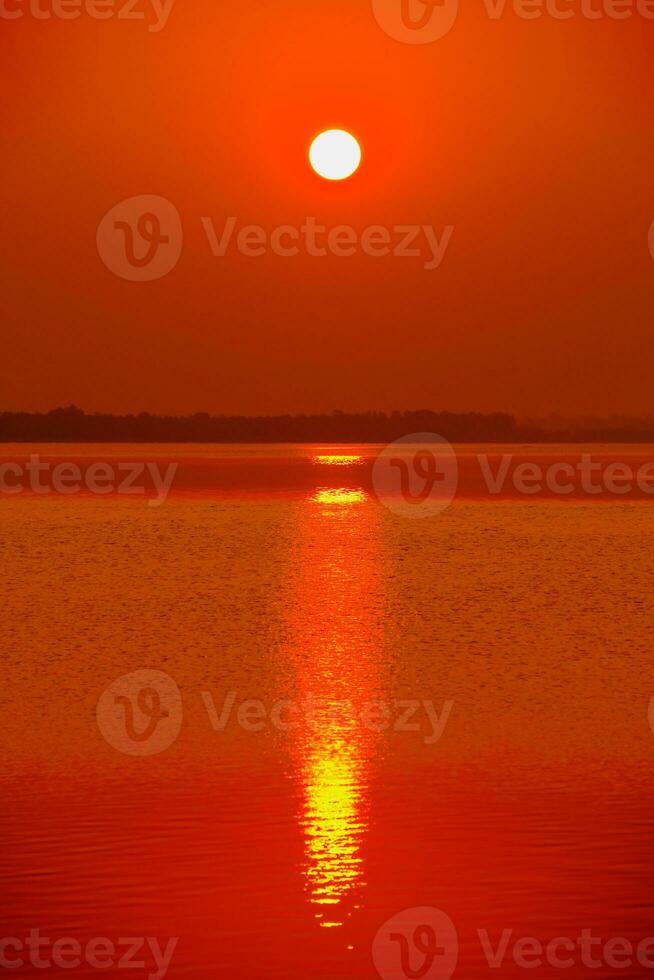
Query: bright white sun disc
[{"left": 309, "top": 130, "right": 361, "bottom": 181}]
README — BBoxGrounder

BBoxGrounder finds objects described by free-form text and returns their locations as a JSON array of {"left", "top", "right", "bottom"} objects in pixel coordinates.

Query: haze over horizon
[{"left": 3, "top": 0, "right": 653, "bottom": 419}]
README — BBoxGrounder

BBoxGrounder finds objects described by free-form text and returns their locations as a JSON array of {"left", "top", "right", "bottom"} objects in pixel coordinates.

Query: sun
[{"left": 309, "top": 130, "right": 361, "bottom": 181}]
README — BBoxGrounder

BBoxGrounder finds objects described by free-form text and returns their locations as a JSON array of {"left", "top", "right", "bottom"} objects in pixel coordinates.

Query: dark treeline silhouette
[{"left": 1, "top": 406, "right": 654, "bottom": 443}]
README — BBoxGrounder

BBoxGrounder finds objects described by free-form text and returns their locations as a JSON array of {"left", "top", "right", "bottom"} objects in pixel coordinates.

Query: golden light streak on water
[
  {"left": 312, "top": 455, "right": 364, "bottom": 466},
  {"left": 311, "top": 488, "right": 367, "bottom": 505},
  {"left": 283, "top": 469, "right": 385, "bottom": 928}
]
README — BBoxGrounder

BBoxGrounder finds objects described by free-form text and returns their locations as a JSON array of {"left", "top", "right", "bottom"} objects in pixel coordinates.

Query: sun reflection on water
[
  {"left": 302, "top": 733, "right": 366, "bottom": 925},
  {"left": 282, "top": 466, "right": 386, "bottom": 929},
  {"left": 312, "top": 454, "right": 363, "bottom": 466},
  {"left": 311, "top": 488, "right": 367, "bottom": 506}
]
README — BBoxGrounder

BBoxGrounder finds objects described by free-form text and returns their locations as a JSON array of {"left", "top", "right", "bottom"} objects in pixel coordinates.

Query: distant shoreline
[
  {"left": 3, "top": 407, "right": 654, "bottom": 444},
  {"left": 4, "top": 440, "right": 654, "bottom": 446}
]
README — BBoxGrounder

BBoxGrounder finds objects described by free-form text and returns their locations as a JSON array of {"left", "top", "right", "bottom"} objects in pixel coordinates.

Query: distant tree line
[{"left": 1, "top": 406, "right": 653, "bottom": 442}]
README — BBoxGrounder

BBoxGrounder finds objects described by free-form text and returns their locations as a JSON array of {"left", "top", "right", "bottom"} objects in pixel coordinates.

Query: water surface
[{"left": 2, "top": 444, "right": 654, "bottom": 978}]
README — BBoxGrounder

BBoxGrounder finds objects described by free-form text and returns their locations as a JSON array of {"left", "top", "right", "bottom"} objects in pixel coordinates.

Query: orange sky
[{"left": 2, "top": 0, "right": 653, "bottom": 417}]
